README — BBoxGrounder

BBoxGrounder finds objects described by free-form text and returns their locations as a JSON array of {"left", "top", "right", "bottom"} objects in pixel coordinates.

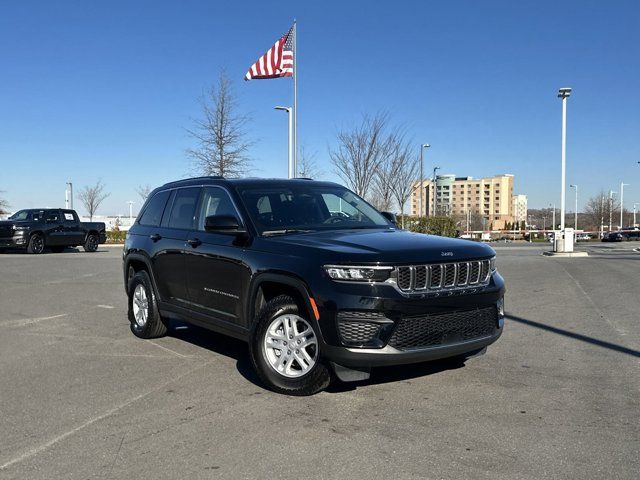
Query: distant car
[
  {"left": 602, "top": 232, "right": 623, "bottom": 242},
  {"left": 622, "top": 230, "right": 640, "bottom": 241},
  {"left": 576, "top": 233, "right": 591, "bottom": 242},
  {"left": 0, "top": 208, "right": 106, "bottom": 254}
]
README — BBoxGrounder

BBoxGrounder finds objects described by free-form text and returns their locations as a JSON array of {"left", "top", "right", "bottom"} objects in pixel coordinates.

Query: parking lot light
[
  {"left": 620, "top": 182, "right": 629, "bottom": 229},
  {"left": 570, "top": 184, "right": 578, "bottom": 230}
]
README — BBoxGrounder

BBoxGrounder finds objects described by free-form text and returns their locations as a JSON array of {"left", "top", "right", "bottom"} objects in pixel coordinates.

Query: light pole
[
  {"left": 633, "top": 203, "right": 638, "bottom": 227},
  {"left": 275, "top": 106, "right": 294, "bottom": 178},
  {"left": 66, "top": 181, "right": 73, "bottom": 209},
  {"left": 570, "top": 184, "right": 578, "bottom": 230},
  {"left": 558, "top": 87, "right": 571, "bottom": 233},
  {"left": 620, "top": 182, "right": 629, "bottom": 229},
  {"left": 127, "top": 201, "right": 134, "bottom": 221},
  {"left": 419, "top": 144, "right": 430, "bottom": 218},
  {"left": 550, "top": 203, "right": 556, "bottom": 230},
  {"left": 431, "top": 166, "right": 440, "bottom": 215},
  {"left": 608, "top": 190, "right": 616, "bottom": 232}
]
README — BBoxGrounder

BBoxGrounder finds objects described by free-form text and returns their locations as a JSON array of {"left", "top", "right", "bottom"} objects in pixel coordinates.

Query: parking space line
[
  {"left": 148, "top": 340, "right": 193, "bottom": 358},
  {"left": 4, "top": 314, "right": 68, "bottom": 328},
  {"left": 0, "top": 360, "right": 212, "bottom": 471}
]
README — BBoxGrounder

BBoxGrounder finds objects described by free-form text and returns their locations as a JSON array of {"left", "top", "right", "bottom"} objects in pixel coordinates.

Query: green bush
[
  {"left": 106, "top": 230, "right": 126, "bottom": 244},
  {"left": 396, "top": 215, "right": 458, "bottom": 237}
]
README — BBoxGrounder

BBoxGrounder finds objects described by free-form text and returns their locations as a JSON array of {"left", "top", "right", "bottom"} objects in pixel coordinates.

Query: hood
[{"left": 260, "top": 228, "right": 495, "bottom": 264}]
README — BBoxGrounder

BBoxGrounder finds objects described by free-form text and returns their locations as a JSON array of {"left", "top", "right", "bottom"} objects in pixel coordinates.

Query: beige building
[
  {"left": 512, "top": 194, "right": 528, "bottom": 225},
  {"left": 411, "top": 174, "right": 516, "bottom": 229}
]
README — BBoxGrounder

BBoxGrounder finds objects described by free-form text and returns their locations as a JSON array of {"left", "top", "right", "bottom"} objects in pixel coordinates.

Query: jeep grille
[{"left": 395, "top": 260, "right": 491, "bottom": 293}]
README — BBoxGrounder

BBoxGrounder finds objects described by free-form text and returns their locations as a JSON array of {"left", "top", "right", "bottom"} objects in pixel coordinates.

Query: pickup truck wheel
[
  {"left": 128, "top": 271, "right": 167, "bottom": 339},
  {"left": 27, "top": 234, "right": 45, "bottom": 254},
  {"left": 83, "top": 234, "right": 99, "bottom": 252},
  {"left": 250, "top": 295, "right": 330, "bottom": 396}
]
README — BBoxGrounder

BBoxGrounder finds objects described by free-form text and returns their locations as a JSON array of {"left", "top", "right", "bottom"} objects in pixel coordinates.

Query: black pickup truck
[{"left": 0, "top": 209, "right": 106, "bottom": 254}]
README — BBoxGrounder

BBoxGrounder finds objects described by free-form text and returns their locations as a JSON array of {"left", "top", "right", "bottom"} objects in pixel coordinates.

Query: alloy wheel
[
  {"left": 132, "top": 284, "right": 149, "bottom": 327},
  {"left": 263, "top": 314, "right": 318, "bottom": 378}
]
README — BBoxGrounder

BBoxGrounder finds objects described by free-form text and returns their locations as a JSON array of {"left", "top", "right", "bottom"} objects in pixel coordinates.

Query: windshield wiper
[{"left": 262, "top": 229, "right": 315, "bottom": 237}]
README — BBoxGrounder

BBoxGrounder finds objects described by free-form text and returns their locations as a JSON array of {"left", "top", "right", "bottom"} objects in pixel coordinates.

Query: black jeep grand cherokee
[{"left": 123, "top": 177, "right": 505, "bottom": 395}]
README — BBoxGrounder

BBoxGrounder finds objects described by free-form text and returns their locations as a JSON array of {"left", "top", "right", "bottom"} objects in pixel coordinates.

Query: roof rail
[{"left": 161, "top": 176, "right": 224, "bottom": 187}]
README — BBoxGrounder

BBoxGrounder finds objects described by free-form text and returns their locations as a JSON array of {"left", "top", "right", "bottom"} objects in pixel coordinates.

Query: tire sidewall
[
  {"left": 84, "top": 234, "right": 98, "bottom": 252},
  {"left": 28, "top": 234, "right": 44, "bottom": 254},
  {"left": 250, "top": 296, "right": 329, "bottom": 395},
  {"left": 128, "top": 271, "right": 165, "bottom": 338}
]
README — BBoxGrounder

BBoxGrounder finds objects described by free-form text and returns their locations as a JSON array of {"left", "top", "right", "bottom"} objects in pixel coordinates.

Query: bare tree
[
  {"left": 373, "top": 129, "right": 414, "bottom": 213},
  {"left": 584, "top": 191, "right": 620, "bottom": 232},
  {"left": 389, "top": 143, "right": 419, "bottom": 227},
  {"left": 0, "top": 191, "right": 9, "bottom": 214},
  {"left": 78, "top": 180, "right": 110, "bottom": 221},
  {"left": 136, "top": 185, "right": 152, "bottom": 201},
  {"left": 297, "top": 145, "right": 322, "bottom": 179},
  {"left": 186, "top": 70, "right": 253, "bottom": 177},
  {"left": 329, "top": 112, "right": 394, "bottom": 197}
]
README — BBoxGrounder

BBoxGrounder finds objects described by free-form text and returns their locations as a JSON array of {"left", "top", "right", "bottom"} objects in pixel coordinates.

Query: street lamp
[
  {"left": 558, "top": 88, "right": 571, "bottom": 234},
  {"left": 275, "top": 106, "right": 294, "bottom": 178},
  {"left": 620, "top": 182, "right": 629, "bottom": 229},
  {"left": 549, "top": 203, "right": 556, "bottom": 230},
  {"left": 127, "top": 201, "right": 134, "bottom": 221},
  {"left": 419, "top": 144, "right": 430, "bottom": 218},
  {"left": 633, "top": 203, "right": 638, "bottom": 227},
  {"left": 570, "top": 184, "right": 578, "bottom": 230}
]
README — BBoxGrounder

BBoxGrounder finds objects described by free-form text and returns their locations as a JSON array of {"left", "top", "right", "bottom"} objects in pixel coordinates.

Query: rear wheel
[
  {"left": 27, "top": 234, "right": 45, "bottom": 254},
  {"left": 128, "top": 271, "right": 167, "bottom": 338},
  {"left": 250, "top": 295, "right": 330, "bottom": 396},
  {"left": 83, "top": 234, "right": 98, "bottom": 252}
]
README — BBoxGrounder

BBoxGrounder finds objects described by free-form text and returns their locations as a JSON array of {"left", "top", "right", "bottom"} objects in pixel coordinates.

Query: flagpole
[{"left": 293, "top": 19, "right": 297, "bottom": 178}]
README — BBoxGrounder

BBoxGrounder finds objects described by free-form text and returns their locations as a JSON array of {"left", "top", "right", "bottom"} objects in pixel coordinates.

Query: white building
[{"left": 512, "top": 194, "right": 528, "bottom": 225}]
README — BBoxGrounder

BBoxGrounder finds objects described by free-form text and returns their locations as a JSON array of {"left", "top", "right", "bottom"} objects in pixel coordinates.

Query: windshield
[
  {"left": 238, "top": 185, "right": 392, "bottom": 235},
  {"left": 8, "top": 210, "right": 29, "bottom": 221}
]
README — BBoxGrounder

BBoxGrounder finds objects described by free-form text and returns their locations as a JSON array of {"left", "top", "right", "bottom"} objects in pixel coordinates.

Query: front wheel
[
  {"left": 250, "top": 295, "right": 330, "bottom": 396},
  {"left": 128, "top": 271, "right": 167, "bottom": 339},
  {"left": 27, "top": 234, "right": 45, "bottom": 254},
  {"left": 83, "top": 234, "right": 99, "bottom": 252}
]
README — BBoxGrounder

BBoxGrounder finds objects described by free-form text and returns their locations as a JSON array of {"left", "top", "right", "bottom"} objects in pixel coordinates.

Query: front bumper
[
  {"left": 313, "top": 272, "right": 506, "bottom": 368},
  {"left": 0, "top": 234, "right": 28, "bottom": 248}
]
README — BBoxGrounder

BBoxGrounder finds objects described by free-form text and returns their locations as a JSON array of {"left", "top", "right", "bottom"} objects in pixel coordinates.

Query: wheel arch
[
  {"left": 124, "top": 253, "right": 161, "bottom": 299},
  {"left": 247, "top": 273, "right": 318, "bottom": 329}
]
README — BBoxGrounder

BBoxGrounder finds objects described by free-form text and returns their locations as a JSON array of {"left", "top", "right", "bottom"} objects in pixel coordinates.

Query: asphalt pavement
[{"left": 0, "top": 242, "right": 638, "bottom": 479}]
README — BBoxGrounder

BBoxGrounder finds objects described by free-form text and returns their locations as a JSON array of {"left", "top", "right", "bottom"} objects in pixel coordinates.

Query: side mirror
[
  {"left": 204, "top": 215, "right": 245, "bottom": 234},
  {"left": 381, "top": 211, "right": 397, "bottom": 226}
]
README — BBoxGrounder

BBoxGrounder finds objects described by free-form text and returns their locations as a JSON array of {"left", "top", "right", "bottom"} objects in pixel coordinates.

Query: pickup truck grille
[
  {"left": 388, "top": 306, "right": 498, "bottom": 350},
  {"left": 395, "top": 260, "right": 491, "bottom": 293}
]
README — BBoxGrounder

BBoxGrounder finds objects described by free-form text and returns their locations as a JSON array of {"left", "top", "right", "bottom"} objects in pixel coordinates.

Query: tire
[
  {"left": 51, "top": 246, "right": 65, "bottom": 253},
  {"left": 83, "top": 234, "right": 99, "bottom": 252},
  {"left": 27, "top": 233, "right": 45, "bottom": 254},
  {"left": 250, "top": 294, "right": 330, "bottom": 396},
  {"left": 127, "top": 270, "right": 167, "bottom": 339}
]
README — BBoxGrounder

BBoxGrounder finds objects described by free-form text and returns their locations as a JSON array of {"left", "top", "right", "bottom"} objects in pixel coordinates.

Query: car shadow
[{"left": 168, "top": 322, "right": 467, "bottom": 393}]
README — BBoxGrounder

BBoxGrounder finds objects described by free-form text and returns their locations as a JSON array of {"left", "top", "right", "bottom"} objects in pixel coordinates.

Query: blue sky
[{"left": 1, "top": 0, "right": 639, "bottom": 215}]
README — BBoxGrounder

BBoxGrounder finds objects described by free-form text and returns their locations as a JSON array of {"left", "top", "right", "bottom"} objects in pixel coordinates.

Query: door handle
[
  {"left": 149, "top": 233, "right": 162, "bottom": 242},
  {"left": 187, "top": 238, "right": 202, "bottom": 248}
]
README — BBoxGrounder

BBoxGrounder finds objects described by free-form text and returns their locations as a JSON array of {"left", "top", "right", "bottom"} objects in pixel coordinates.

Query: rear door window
[
  {"left": 139, "top": 190, "right": 171, "bottom": 227},
  {"left": 166, "top": 188, "right": 200, "bottom": 230},
  {"left": 44, "top": 210, "right": 61, "bottom": 223}
]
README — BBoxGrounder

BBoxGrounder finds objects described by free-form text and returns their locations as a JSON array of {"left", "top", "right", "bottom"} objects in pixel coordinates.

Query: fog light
[{"left": 497, "top": 297, "right": 505, "bottom": 328}]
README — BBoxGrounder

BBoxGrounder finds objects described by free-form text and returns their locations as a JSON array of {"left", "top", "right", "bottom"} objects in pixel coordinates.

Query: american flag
[{"left": 244, "top": 25, "right": 294, "bottom": 80}]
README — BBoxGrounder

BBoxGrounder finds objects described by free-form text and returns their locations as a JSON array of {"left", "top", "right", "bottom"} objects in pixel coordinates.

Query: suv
[{"left": 123, "top": 177, "right": 505, "bottom": 395}]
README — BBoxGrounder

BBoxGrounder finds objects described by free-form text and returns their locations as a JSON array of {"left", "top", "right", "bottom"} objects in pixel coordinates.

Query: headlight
[
  {"left": 324, "top": 265, "right": 392, "bottom": 282},
  {"left": 490, "top": 256, "right": 497, "bottom": 272}
]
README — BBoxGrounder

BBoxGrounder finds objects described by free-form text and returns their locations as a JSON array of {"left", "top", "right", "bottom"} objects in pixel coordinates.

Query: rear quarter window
[{"left": 139, "top": 190, "right": 171, "bottom": 227}]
